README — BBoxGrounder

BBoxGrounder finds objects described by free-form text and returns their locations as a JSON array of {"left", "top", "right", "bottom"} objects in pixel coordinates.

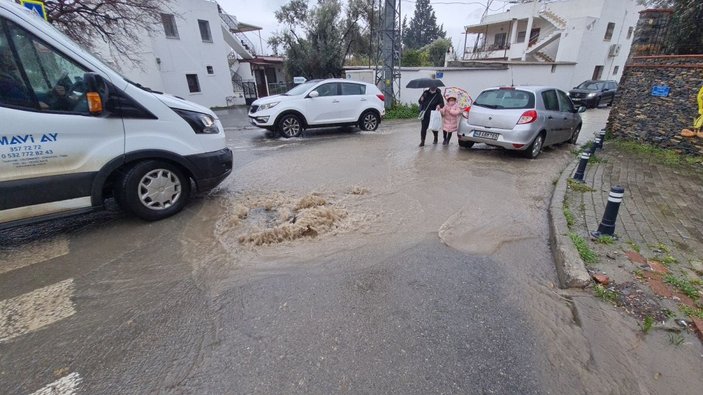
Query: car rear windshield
[{"left": 473, "top": 89, "right": 535, "bottom": 110}]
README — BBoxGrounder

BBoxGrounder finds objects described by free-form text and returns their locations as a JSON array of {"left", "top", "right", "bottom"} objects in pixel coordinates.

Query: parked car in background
[
  {"left": 248, "top": 79, "right": 385, "bottom": 138},
  {"left": 458, "top": 86, "right": 586, "bottom": 159},
  {"left": 567, "top": 80, "right": 618, "bottom": 108}
]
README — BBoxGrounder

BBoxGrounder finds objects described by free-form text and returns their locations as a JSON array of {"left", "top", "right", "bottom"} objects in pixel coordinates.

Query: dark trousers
[{"left": 420, "top": 116, "right": 438, "bottom": 143}]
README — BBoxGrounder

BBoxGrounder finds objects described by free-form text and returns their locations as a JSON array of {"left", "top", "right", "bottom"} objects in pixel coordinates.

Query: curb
[{"left": 548, "top": 157, "right": 592, "bottom": 289}]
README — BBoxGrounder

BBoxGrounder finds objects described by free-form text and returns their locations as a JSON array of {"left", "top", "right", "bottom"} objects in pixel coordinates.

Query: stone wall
[{"left": 606, "top": 55, "right": 703, "bottom": 155}]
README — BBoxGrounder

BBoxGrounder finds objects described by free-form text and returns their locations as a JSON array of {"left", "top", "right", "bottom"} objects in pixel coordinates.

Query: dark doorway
[{"left": 255, "top": 69, "right": 268, "bottom": 97}]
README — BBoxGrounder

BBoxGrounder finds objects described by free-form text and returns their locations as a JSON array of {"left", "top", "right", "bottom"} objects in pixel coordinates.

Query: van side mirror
[
  {"left": 308, "top": 90, "right": 319, "bottom": 98},
  {"left": 83, "top": 72, "right": 108, "bottom": 115},
  {"left": 578, "top": 106, "right": 587, "bottom": 113}
]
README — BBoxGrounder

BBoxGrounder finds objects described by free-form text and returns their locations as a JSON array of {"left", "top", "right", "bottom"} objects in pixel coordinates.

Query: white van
[{"left": 0, "top": 2, "right": 232, "bottom": 229}]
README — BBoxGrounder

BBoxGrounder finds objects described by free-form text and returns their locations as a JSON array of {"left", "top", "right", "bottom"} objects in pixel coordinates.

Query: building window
[
  {"left": 626, "top": 26, "right": 634, "bottom": 39},
  {"left": 161, "top": 14, "right": 179, "bottom": 39},
  {"left": 186, "top": 74, "right": 201, "bottom": 93},
  {"left": 613, "top": 66, "right": 620, "bottom": 75},
  {"left": 206, "top": 66, "right": 214, "bottom": 74},
  {"left": 198, "top": 20, "right": 212, "bottom": 42},
  {"left": 592, "top": 65, "right": 604, "bottom": 80},
  {"left": 517, "top": 31, "right": 526, "bottom": 43},
  {"left": 604, "top": 22, "right": 615, "bottom": 41}
]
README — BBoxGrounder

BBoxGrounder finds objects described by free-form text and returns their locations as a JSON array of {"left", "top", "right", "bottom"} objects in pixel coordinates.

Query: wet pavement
[{"left": 2, "top": 108, "right": 701, "bottom": 394}]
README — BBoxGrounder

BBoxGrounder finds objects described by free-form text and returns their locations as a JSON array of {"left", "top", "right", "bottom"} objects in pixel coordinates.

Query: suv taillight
[
  {"left": 517, "top": 110, "right": 538, "bottom": 124},
  {"left": 376, "top": 94, "right": 385, "bottom": 102}
]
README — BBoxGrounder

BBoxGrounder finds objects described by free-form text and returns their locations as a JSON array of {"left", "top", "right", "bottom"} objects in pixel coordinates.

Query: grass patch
[
  {"left": 588, "top": 154, "right": 606, "bottom": 164},
  {"left": 385, "top": 103, "right": 420, "bottom": 119},
  {"left": 651, "top": 242, "right": 671, "bottom": 254},
  {"left": 563, "top": 202, "right": 575, "bottom": 228},
  {"left": 661, "top": 255, "right": 678, "bottom": 266},
  {"left": 611, "top": 140, "right": 703, "bottom": 168},
  {"left": 626, "top": 240, "right": 641, "bottom": 253},
  {"left": 641, "top": 316, "right": 654, "bottom": 334},
  {"left": 594, "top": 284, "right": 618, "bottom": 303},
  {"left": 567, "top": 178, "right": 595, "bottom": 193},
  {"left": 569, "top": 232, "right": 598, "bottom": 264},
  {"left": 633, "top": 268, "right": 644, "bottom": 279},
  {"left": 595, "top": 235, "right": 616, "bottom": 245},
  {"left": 680, "top": 304, "right": 703, "bottom": 319},
  {"left": 664, "top": 275, "right": 699, "bottom": 299},
  {"left": 668, "top": 333, "right": 685, "bottom": 346}
]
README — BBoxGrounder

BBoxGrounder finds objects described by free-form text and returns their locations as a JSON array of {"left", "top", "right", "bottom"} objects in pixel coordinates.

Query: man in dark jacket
[{"left": 418, "top": 86, "right": 444, "bottom": 146}]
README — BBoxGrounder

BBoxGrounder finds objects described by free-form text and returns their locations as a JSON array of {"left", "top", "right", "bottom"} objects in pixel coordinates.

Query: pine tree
[{"left": 402, "top": 0, "right": 446, "bottom": 49}]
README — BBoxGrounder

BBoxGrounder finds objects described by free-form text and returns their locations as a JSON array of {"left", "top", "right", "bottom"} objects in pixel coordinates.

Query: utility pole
[{"left": 375, "top": 0, "right": 401, "bottom": 109}]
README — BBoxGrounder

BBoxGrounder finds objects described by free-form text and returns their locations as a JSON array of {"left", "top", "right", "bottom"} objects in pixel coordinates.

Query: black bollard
[
  {"left": 573, "top": 152, "right": 590, "bottom": 182},
  {"left": 591, "top": 186, "right": 625, "bottom": 238},
  {"left": 597, "top": 129, "right": 606, "bottom": 149},
  {"left": 590, "top": 138, "right": 600, "bottom": 154}
]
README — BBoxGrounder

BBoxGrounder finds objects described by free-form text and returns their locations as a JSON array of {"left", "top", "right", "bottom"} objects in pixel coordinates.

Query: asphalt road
[{"left": 1, "top": 109, "right": 622, "bottom": 394}]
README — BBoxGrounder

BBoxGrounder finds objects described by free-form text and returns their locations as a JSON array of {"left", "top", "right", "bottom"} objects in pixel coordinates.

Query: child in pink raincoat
[{"left": 437, "top": 95, "right": 462, "bottom": 145}]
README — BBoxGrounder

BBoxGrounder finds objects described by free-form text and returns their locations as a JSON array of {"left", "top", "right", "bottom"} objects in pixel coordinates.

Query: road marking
[
  {"left": 0, "top": 237, "right": 69, "bottom": 275},
  {"left": 29, "top": 372, "right": 82, "bottom": 395},
  {"left": 0, "top": 279, "right": 75, "bottom": 343}
]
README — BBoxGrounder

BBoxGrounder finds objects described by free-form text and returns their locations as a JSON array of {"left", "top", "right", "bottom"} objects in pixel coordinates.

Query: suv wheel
[
  {"left": 115, "top": 160, "right": 191, "bottom": 221},
  {"left": 359, "top": 111, "right": 380, "bottom": 131},
  {"left": 278, "top": 114, "right": 303, "bottom": 138}
]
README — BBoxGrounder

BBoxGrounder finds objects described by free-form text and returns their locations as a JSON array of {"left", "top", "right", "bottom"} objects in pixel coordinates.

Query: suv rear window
[{"left": 474, "top": 89, "right": 535, "bottom": 109}]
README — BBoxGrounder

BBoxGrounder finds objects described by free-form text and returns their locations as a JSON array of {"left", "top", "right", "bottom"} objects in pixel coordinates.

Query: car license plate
[{"left": 473, "top": 130, "right": 498, "bottom": 140}]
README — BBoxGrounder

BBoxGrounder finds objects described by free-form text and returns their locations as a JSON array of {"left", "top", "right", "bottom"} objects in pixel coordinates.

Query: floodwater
[{"left": 2, "top": 109, "right": 702, "bottom": 393}]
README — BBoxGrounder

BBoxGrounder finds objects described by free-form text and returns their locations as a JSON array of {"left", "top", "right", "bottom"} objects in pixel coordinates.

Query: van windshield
[
  {"left": 283, "top": 81, "right": 318, "bottom": 96},
  {"left": 576, "top": 81, "right": 605, "bottom": 90},
  {"left": 473, "top": 89, "right": 535, "bottom": 109}
]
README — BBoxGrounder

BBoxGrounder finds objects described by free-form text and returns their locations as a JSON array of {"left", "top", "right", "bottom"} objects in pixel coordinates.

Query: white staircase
[
  {"left": 539, "top": 7, "right": 567, "bottom": 30},
  {"left": 220, "top": 13, "right": 255, "bottom": 60}
]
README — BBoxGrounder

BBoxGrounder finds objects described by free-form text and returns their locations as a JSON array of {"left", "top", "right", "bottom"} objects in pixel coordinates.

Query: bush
[{"left": 385, "top": 103, "right": 420, "bottom": 119}]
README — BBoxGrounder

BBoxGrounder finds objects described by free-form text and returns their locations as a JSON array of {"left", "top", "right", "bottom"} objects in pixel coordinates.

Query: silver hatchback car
[{"left": 458, "top": 86, "right": 586, "bottom": 159}]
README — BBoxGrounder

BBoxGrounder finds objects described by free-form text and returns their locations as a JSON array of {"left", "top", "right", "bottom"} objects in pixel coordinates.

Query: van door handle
[
  {"left": 332, "top": 100, "right": 340, "bottom": 103},
  {"left": 360, "top": 98, "right": 367, "bottom": 101}
]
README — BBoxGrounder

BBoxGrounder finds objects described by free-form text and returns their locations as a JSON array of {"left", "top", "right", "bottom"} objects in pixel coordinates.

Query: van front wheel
[{"left": 115, "top": 160, "right": 191, "bottom": 221}]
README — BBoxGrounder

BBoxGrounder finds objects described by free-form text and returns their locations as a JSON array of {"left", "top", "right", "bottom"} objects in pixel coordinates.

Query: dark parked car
[{"left": 567, "top": 80, "right": 617, "bottom": 108}]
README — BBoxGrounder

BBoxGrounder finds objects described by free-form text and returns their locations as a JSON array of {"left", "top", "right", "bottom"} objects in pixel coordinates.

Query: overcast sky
[{"left": 218, "top": 0, "right": 514, "bottom": 56}]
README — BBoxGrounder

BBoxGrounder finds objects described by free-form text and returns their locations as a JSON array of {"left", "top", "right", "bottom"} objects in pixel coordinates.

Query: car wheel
[
  {"left": 359, "top": 111, "right": 380, "bottom": 131},
  {"left": 278, "top": 114, "right": 303, "bottom": 138},
  {"left": 568, "top": 126, "right": 581, "bottom": 144},
  {"left": 458, "top": 140, "right": 474, "bottom": 149},
  {"left": 523, "top": 133, "right": 544, "bottom": 159},
  {"left": 607, "top": 97, "right": 614, "bottom": 107},
  {"left": 115, "top": 160, "right": 191, "bottom": 221}
]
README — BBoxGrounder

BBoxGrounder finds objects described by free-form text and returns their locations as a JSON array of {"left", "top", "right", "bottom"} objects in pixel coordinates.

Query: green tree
[
  {"left": 401, "top": 49, "right": 429, "bottom": 67},
  {"left": 268, "top": 0, "right": 363, "bottom": 79},
  {"left": 425, "top": 38, "right": 452, "bottom": 67},
  {"left": 402, "top": 0, "right": 446, "bottom": 50}
]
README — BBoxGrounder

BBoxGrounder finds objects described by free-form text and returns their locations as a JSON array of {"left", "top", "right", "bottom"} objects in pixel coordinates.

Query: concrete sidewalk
[{"left": 560, "top": 139, "right": 703, "bottom": 341}]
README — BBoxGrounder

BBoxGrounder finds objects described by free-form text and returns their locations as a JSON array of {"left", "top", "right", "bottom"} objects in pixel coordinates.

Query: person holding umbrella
[{"left": 408, "top": 78, "right": 445, "bottom": 146}]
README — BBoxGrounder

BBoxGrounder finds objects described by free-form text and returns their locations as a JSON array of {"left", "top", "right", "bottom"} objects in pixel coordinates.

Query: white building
[
  {"left": 96, "top": 0, "right": 281, "bottom": 108},
  {"left": 464, "top": 0, "right": 642, "bottom": 87}
]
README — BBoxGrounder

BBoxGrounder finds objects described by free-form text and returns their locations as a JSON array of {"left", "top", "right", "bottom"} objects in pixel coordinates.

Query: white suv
[{"left": 248, "top": 79, "right": 386, "bottom": 137}]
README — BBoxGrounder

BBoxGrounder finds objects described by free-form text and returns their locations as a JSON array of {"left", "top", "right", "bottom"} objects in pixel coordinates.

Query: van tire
[{"left": 115, "top": 160, "right": 191, "bottom": 221}]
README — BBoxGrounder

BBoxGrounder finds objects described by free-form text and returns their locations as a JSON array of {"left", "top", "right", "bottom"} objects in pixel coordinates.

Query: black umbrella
[{"left": 405, "top": 78, "right": 445, "bottom": 89}]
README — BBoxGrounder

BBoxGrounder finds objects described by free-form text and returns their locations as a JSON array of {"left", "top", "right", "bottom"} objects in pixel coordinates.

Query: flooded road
[{"left": 2, "top": 109, "right": 701, "bottom": 394}]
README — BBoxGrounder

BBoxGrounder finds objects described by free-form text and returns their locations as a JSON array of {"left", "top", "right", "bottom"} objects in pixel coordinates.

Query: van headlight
[
  {"left": 173, "top": 108, "right": 219, "bottom": 134},
  {"left": 258, "top": 102, "right": 279, "bottom": 111}
]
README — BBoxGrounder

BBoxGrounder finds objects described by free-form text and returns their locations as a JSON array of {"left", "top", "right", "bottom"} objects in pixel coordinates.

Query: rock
[
  {"left": 690, "top": 260, "right": 703, "bottom": 275},
  {"left": 592, "top": 274, "right": 610, "bottom": 285},
  {"left": 607, "top": 251, "right": 618, "bottom": 260},
  {"left": 675, "top": 319, "right": 689, "bottom": 328}
]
